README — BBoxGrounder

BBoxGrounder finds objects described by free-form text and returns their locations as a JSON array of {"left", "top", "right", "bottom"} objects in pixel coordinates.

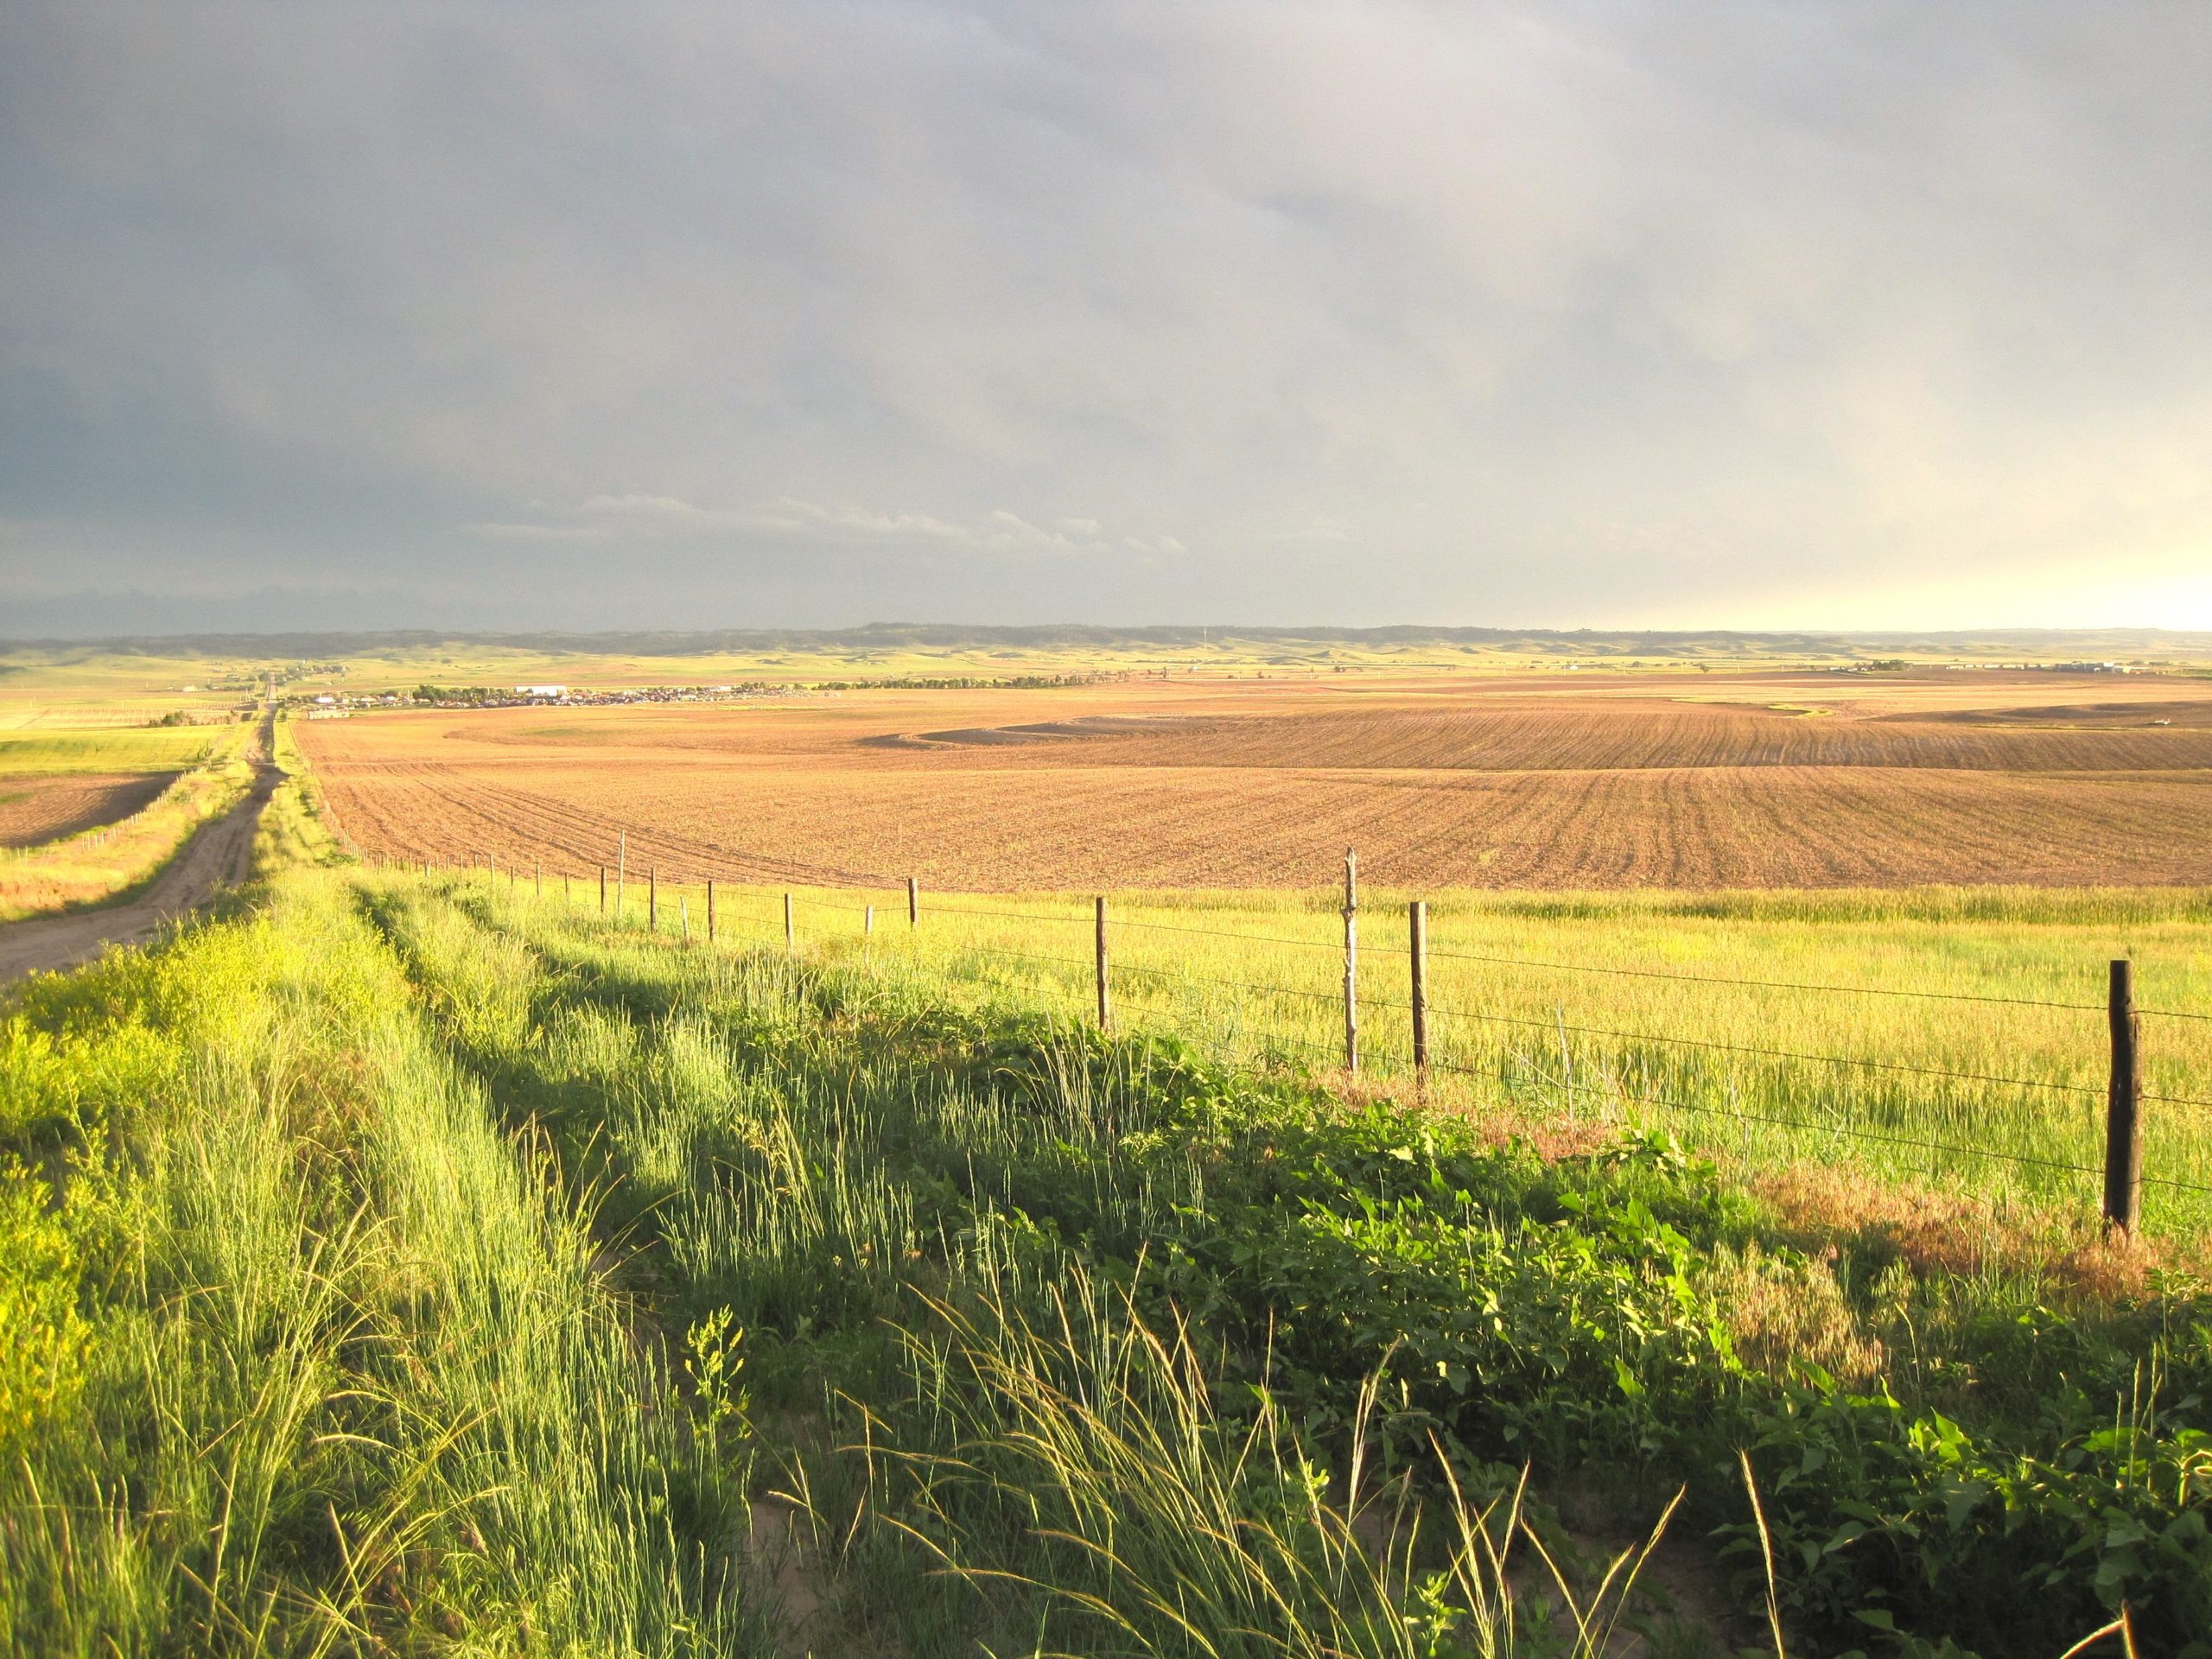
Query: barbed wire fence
[{"left": 332, "top": 807, "right": 2212, "bottom": 1232}]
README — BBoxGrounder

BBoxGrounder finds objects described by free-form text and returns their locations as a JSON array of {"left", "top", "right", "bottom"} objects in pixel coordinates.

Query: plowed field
[
  {"left": 296, "top": 668, "right": 2212, "bottom": 890},
  {"left": 0, "top": 772, "right": 176, "bottom": 849}
]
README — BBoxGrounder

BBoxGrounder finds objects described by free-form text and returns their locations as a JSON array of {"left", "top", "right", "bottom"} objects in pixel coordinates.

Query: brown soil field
[
  {"left": 0, "top": 772, "right": 175, "bottom": 849},
  {"left": 296, "top": 667, "right": 2212, "bottom": 890}
]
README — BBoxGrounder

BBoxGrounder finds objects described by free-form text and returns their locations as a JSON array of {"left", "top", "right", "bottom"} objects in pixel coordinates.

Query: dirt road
[{"left": 0, "top": 718, "right": 284, "bottom": 985}]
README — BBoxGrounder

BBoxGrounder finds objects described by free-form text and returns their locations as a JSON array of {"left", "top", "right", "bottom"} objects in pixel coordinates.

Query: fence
[{"left": 352, "top": 837, "right": 2212, "bottom": 1239}]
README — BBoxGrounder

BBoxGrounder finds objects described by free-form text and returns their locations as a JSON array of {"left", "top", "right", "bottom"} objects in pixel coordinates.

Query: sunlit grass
[
  {"left": 486, "top": 869, "right": 2212, "bottom": 1235},
  {"left": 0, "top": 727, "right": 223, "bottom": 773},
  {"left": 0, "top": 873, "right": 749, "bottom": 1655}
]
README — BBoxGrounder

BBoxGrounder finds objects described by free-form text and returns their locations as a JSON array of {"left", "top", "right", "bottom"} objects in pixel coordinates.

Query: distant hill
[{"left": 5, "top": 623, "right": 2212, "bottom": 661}]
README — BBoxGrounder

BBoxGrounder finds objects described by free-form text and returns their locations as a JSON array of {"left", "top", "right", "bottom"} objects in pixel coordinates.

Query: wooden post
[
  {"left": 707, "top": 879, "right": 715, "bottom": 944},
  {"left": 1409, "top": 899, "right": 1428, "bottom": 1076},
  {"left": 534, "top": 861, "right": 541, "bottom": 898},
  {"left": 680, "top": 895, "right": 689, "bottom": 944},
  {"left": 908, "top": 876, "right": 919, "bottom": 927},
  {"left": 865, "top": 904, "right": 874, "bottom": 936},
  {"left": 650, "top": 868, "right": 658, "bottom": 931},
  {"left": 785, "top": 892, "right": 795, "bottom": 950},
  {"left": 2105, "top": 958, "right": 2144, "bottom": 1234},
  {"left": 488, "top": 851, "right": 496, "bottom": 881},
  {"left": 599, "top": 865, "right": 607, "bottom": 913},
  {"left": 1342, "top": 849, "right": 1359, "bottom": 1073},
  {"left": 1095, "top": 896, "right": 1110, "bottom": 1032}
]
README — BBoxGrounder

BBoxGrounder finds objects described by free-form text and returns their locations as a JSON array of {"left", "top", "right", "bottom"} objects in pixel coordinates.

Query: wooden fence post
[
  {"left": 681, "top": 895, "right": 689, "bottom": 944},
  {"left": 534, "top": 861, "right": 541, "bottom": 898},
  {"left": 785, "top": 892, "right": 795, "bottom": 950},
  {"left": 1095, "top": 896, "right": 1110, "bottom": 1033},
  {"left": 865, "top": 904, "right": 874, "bottom": 936},
  {"left": 908, "top": 876, "right": 919, "bottom": 927},
  {"left": 599, "top": 865, "right": 607, "bottom": 913},
  {"left": 2105, "top": 958, "right": 2144, "bottom": 1234},
  {"left": 707, "top": 879, "right": 715, "bottom": 944},
  {"left": 1342, "top": 849, "right": 1359, "bottom": 1073},
  {"left": 1409, "top": 899, "right": 1428, "bottom": 1077},
  {"left": 650, "top": 868, "right": 658, "bottom": 932}
]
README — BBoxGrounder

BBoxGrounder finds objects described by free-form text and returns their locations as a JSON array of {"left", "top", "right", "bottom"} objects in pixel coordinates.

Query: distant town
[{"left": 296, "top": 681, "right": 818, "bottom": 715}]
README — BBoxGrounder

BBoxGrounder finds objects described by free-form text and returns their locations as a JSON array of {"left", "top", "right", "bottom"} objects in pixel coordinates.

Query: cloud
[
  {"left": 3, "top": 1, "right": 2212, "bottom": 629},
  {"left": 464, "top": 493, "right": 1109, "bottom": 557}
]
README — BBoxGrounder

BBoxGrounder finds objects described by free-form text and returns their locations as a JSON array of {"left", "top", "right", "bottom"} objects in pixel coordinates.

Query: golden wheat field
[{"left": 297, "top": 665, "right": 2212, "bottom": 890}]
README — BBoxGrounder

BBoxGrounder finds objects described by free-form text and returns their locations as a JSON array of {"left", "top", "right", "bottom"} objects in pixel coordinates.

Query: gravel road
[{"left": 0, "top": 717, "right": 283, "bottom": 985}]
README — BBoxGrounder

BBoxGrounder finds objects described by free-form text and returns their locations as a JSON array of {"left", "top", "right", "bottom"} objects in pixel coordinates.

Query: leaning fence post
[
  {"left": 1409, "top": 899, "right": 1428, "bottom": 1076},
  {"left": 908, "top": 876, "right": 919, "bottom": 927},
  {"left": 707, "top": 878, "right": 715, "bottom": 944},
  {"left": 1096, "top": 896, "right": 1111, "bottom": 1033},
  {"left": 1342, "top": 849, "right": 1359, "bottom": 1073},
  {"left": 785, "top": 892, "right": 795, "bottom": 951},
  {"left": 2105, "top": 958, "right": 2144, "bottom": 1234}
]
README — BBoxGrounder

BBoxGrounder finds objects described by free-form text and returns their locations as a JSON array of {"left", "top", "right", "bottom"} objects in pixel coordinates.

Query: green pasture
[
  {"left": 8, "top": 837, "right": 2208, "bottom": 1654},
  {"left": 505, "top": 870, "right": 2212, "bottom": 1236},
  {"left": 0, "top": 727, "right": 218, "bottom": 775}
]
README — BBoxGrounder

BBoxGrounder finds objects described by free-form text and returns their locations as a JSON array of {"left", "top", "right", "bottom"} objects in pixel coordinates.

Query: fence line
[{"left": 353, "top": 838, "right": 2212, "bottom": 1231}]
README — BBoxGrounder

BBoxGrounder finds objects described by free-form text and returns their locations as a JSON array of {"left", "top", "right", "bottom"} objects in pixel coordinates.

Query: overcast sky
[{"left": 4, "top": 3, "right": 2211, "bottom": 635}]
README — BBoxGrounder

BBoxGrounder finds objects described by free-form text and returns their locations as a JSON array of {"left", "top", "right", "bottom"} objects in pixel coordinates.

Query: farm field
[
  {"left": 0, "top": 721, "right": 262, "bottom": 921},
  {"left": 7, "top": 841, "right": 2208, "bottom": 1656},
  {"left": 0, "top": 728, "right": 222, "bottom": 851},
  {"left": 0, "top": 772, "right": 176, "bottom": 848},
  {"left": 444, "top": 868, "right": 2212, "bottom": 1236},
  {"left": 8, "top": 645, "right": 2212, "bottom": 1656},
  {"left": 299, "top": 665, "right": 2212, "bottom": 889}
]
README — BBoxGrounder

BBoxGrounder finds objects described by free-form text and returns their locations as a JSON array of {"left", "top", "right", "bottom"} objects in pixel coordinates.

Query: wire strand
[
  {"left": 1425, "top": 1004, "right": 2105, "bottom": 1098},
  {"left": 1416, "top": 942, "right": 2106, "bottom": 1012}
]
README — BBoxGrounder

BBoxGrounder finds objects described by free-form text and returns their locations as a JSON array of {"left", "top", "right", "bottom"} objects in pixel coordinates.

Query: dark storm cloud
[{"left": 4, "top": 2, "right": 2211, "bottom": 632}]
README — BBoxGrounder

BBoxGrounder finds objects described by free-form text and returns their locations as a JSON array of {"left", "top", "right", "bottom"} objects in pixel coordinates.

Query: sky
[{"left": 4, "top": 2, "right": 2211, "bottom": 636}]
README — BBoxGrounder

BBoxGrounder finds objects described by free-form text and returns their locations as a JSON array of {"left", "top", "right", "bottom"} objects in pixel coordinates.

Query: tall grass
[
  {"left": 0, "top": 877, "right": 750, "bottom": 1654},
  {"left": 359, "top": 871, "right": 2212, "bottom": 1654},
  {"left": 491, "top": 870, "right": 2212, "bottom": 1234},
  {"left": 10, "top": 861, "right": 2208, "bottom": 1655},
  {"left": 852, "top": 1262, "right": 1686, "bottom": 1659},
  {"left": 359, "top": 879, "right": 1702, "bottom": 1656}
]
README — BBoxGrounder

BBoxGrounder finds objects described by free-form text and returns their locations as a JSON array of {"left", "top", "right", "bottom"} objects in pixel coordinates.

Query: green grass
[
  {"left": 0, "top": 877, "right": 750, "bottom": 1655},
  {"left": 0, "top": 728, "right": 219, "bottom": 774},
  {"left": 7, "top": 855, "right": 2209, "bottom": 1656},
  {"left": 512, "top": 871, "right": 2212, "bottom": 1236}
]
